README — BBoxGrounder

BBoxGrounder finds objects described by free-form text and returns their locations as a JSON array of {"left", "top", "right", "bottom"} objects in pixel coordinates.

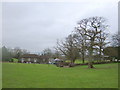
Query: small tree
[
  {"left": 103, "top": 47, "right": 118, "bottom": 61},
  {"left": 13, "top": 47, "right": 22, "bottom": 59},
  {"left": 72, "top": 33, "right": 87, "bottom": 63},
  {"left": 41, "top": 48, "right": 53, "bottom": 63},
  {"left": 111, "top": 32, "right": 120, "bottom": 47},
  {"left": 109, "top": 32, "right": 120, "bottom": 60},
  {"left": 56, "top": 34, "right": 79, "bottom": 66}
]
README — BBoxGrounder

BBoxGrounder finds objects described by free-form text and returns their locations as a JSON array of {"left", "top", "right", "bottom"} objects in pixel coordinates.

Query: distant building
[
  {"left": 19, "top": 54, "right": 49, "bottom": 64},
  {"left": 20, "top": 54, "right": 39, "bottom": 63}
]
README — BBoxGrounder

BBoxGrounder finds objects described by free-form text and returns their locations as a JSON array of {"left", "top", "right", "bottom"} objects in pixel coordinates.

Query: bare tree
[
  {"left": 95, "top": 32, "right": 109, "bottom": 61},
  {"left": 13, "top": 47, "right": 22, "bottom": 59},
  {"left": 12, "top": 47, "right": 30, "bottom": 59},
  {"left": 111, "top": 32, "right": 120, "bottom": 47},
  {"left": 75, "top": 16, "right": 108, "bottom": 68},
  {"left": 41, "top": 48, "right": 53, "bottom": 63},
  {"left": 52, "top": 50, "right": 62, "bottom": 59},
  {"left": 72, "top": 33, "right": 87, "bottom": 63},
  {"left": 42, "top": 48, "right": 53, "bottom": 57},
  {"left": 110, "top": 32, "right": 120, "bottom": 61},
  {"left": 56, "top": 34, "right": 79, "bottom": 66}
]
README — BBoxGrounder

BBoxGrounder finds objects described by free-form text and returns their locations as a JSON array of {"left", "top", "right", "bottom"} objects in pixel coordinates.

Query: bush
[{"left": 12, "top": 58, "right": 18, "bottom": 63}]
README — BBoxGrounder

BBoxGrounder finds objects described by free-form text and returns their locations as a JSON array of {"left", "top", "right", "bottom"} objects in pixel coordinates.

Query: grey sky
[{"left": 2, "top": 1, "right": 118, "bottom": 53}]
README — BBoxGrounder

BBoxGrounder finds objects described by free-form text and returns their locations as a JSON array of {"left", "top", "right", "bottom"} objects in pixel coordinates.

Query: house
[
  {"left": 19, "top": 54, "right": 39, "bottom": 63},
  {"left": 103, "top": 46, "right": 119, "bottom": 61}
]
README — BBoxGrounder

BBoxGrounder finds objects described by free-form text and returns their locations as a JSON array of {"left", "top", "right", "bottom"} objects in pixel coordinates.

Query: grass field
[{"left": 2, "top": 63, "right": 118, "bottom": 88}]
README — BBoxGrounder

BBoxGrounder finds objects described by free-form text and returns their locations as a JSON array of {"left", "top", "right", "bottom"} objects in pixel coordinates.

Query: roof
[
  {"left": 54, "top": 58, "right": 60, "bottom": 61},
  {"left": 20, "top": 54, "right": 39, "bottom": 58}
]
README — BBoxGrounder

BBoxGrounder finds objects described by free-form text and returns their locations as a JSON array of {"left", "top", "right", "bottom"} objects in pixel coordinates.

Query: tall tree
[
  {"left": 2, "top": 46, "right": 12, "bottom": 61},
  {"left": 75, "top": 16, "right": 108, "bottom": 68}
]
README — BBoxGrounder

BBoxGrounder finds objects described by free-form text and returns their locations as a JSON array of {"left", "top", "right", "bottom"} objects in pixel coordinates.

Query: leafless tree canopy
[
  {"left": 56, "top": 34, "right": 79, "bottom": 65},
  {"left": 55, "top": 16, "right": 109, "bottom": 68},
  {"left": 74, "top": 16, "right": 108, "bottom": 68},
  {"left": 111, "top": 33, "right": 120, "bottom": 47}
]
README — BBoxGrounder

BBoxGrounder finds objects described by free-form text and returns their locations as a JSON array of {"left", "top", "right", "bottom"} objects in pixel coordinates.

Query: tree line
[
  {"left": 2, "top": 46, "right": 30, "bottom": 62},
  {"left": 1, "top": 16, "right": 119, "bottom": 68},
  {"left": 55, "top": 16, "right": 119, "bottom": 68}
]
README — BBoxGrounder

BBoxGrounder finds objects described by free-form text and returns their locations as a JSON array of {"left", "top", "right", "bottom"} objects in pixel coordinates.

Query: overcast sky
[{"left": 2, "top": 0, "right": 118, "bottom": 53}]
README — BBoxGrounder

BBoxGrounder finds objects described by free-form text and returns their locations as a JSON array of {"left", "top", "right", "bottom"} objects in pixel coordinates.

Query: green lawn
[{"left": 2, "top": 63, "right": 118, "bottom": 88}]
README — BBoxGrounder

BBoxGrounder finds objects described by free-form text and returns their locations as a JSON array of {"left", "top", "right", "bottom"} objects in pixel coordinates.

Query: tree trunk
[
  {"left": 82, "top": 57, "right": 84, "bottom": 64},
  {"left": 70, "top": 59, "right": 75, "bottom": 67},
  {"left": 88, "top": 62, "right": 94, "bottom": 68},
  {"left": 88, "top": 43, "right": 94, "bottom": 68},
  {"left": 99, "top": 45, "right": 102, "bottom": 62},
  {"left": 82, "top": 52, "right": 85, "bottom": 63}
]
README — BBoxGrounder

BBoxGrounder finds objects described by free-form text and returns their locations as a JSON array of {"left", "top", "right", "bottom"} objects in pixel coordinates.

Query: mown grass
[{"left": 2, "top": 63, "right": 118, "bottom": 88}]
